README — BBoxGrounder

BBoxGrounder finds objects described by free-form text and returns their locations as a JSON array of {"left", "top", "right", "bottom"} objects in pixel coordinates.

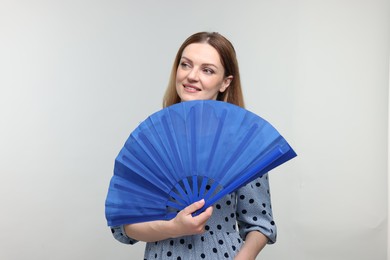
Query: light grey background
[{"left": 1, "top": 1, "right": 389, "bottom": 259}]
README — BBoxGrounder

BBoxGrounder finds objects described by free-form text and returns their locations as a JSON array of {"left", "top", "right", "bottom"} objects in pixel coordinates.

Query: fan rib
[
  {"left": 182, "top": 178, "right": 193, "bottom": 202},
  {"left": 166, "top": 200, "right": 184, "bottom": 211},
  {"left": 205, "top": 145, "right": 285, "bottom": 211},
  {"left": 189, "top": 106, "right": 198, "bottom": 175},
  {"left": 138, "top": 132, "right": 175, "bottom": 182},
  {"left": 168, "top": 190, "right": 187, "bottom": 206},
  {"left": 198, "top": 176, "right": 209, "bottom": 199},
  {"left": 203, "top": 181, "right": 220, "bottom": 201},
  {"left": 118, "top": 155, "right": 171, "bottom": 194},
  {"left": 192, "top": 175, "right": 199, "bottom": 202},
  {"left": 217, "top": 124, "right": 258, "bottom": 180},
  {"left": 174, "top": 181, "right": 190, "bottom": 204},
  {"left": 160, "top": 115, "right": 185, "bottom": 176},
  {"left": 205, "top": 108, "right": 227, "bottom": 173}
]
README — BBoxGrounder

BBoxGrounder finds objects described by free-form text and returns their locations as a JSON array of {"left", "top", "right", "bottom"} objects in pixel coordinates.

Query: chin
[
  {"left": 179, "top": 94, "right": 200, "bottom": 102},
  {"left": 180, "top": 94, "right": 218, "bottom": 102}
]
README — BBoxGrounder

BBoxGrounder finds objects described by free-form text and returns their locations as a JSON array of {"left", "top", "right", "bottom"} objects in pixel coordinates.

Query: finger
[
  {"left": 194, "top": 206, "right": 213, "bottom": 224},
  {"left": 181, "top": 199, "right": 205, "bottom": 215}
]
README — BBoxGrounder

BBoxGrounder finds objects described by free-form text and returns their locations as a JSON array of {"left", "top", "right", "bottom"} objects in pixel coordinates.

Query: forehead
[{"left": 181, "top": 43, "right": 222, "bottom": 66}]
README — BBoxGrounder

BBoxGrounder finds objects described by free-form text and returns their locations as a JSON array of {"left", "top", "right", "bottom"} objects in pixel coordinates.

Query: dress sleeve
[
  {"left": 236, "top": 173, "right": 277, "bottom": 244},
  {"left": 110, "top": 225, "right": 139, "bottom": 245}
]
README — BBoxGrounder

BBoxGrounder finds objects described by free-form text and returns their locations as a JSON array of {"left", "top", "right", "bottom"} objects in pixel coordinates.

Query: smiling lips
[{"left": 183, "top": 84, "right": 201, "bottom": 93}]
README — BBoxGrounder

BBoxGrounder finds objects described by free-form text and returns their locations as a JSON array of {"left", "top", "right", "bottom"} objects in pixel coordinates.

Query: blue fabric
[
  {"left": 105, "top": 100, "right": 296, "bottom": 226},
  {"left": 110, "top": 175, "right": 277, "bottom": 259}
]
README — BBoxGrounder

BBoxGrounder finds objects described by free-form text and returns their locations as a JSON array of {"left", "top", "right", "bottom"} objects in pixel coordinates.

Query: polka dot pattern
[{"left": 110, "top": 174, "right": 276, "bottom": 259}]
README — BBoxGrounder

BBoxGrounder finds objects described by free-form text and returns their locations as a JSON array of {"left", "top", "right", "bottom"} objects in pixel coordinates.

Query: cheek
[
  {"left": 205, "top": 78, "right": 224, "bottom": 91},
  {"left": 176, "top": 68, "right": 186, "bottom": 81}
]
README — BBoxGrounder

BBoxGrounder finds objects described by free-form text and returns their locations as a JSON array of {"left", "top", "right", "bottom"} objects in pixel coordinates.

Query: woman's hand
[
  {"left": 170, "top": 199, "right": 213, "bottom": 237},
  {"left": 124, "top": 199, "right": 213, "bottom": 242}
]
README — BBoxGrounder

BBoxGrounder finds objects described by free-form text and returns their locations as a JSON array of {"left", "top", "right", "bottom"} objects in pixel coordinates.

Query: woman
[{"left": 110, "top": 32, "right": 276, "bottom": 259}]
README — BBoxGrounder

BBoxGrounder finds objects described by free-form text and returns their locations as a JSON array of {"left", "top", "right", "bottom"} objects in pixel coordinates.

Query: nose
[{"left": 187, "top": 67, "right": 199, "bottom": 82}]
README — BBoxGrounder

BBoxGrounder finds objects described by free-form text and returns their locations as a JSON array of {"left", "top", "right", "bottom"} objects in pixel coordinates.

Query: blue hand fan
[{"left": 105, "top": 100, "right": 296, "bottom": 226}]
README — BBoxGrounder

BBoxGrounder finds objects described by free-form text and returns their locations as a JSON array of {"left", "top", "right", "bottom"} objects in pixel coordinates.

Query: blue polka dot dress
[{"left": 110, "top": 174, "right": 276, "bottom": 259}]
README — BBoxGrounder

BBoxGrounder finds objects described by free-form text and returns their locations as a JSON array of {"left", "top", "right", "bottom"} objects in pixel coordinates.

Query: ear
[{"left": 219, "top": 75, "right": 233, "bottom": 93}]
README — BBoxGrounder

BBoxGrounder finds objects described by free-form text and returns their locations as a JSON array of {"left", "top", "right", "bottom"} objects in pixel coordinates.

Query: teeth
[{"left": 185, "top": 86, "right": 199, "bottom": 91}]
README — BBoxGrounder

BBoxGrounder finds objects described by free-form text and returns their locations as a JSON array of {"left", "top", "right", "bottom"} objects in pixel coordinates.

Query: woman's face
[{"left": 175, "top": 43, "right": 232, "bottom": 102}]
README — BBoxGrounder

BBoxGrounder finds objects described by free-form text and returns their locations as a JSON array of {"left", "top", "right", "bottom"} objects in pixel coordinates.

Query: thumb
[{"left": 182, "top": 199, "right": 205, "bottom": 215}]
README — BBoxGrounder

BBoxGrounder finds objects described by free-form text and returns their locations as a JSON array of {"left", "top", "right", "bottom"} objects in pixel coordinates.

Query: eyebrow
[{"left": 180, "top": 56, "right": 219, "bottom": 69}]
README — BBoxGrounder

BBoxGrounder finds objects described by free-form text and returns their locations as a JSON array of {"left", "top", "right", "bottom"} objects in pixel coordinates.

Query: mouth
[{"left": 183, "top": 84, "right": 201, "bottom": 92}]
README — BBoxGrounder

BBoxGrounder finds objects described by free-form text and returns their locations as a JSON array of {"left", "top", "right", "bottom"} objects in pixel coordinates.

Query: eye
[
  {"left": 203, "top": 67, "right": 215, "bottom": 75},
  {"left": 180, "top": 62, "right": 191, "bottom": 69}
]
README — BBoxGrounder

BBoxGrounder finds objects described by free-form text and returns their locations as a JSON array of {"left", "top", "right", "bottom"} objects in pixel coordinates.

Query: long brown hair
[{"left": 163, "top": 32, "right": 245, "bottom": 108}]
